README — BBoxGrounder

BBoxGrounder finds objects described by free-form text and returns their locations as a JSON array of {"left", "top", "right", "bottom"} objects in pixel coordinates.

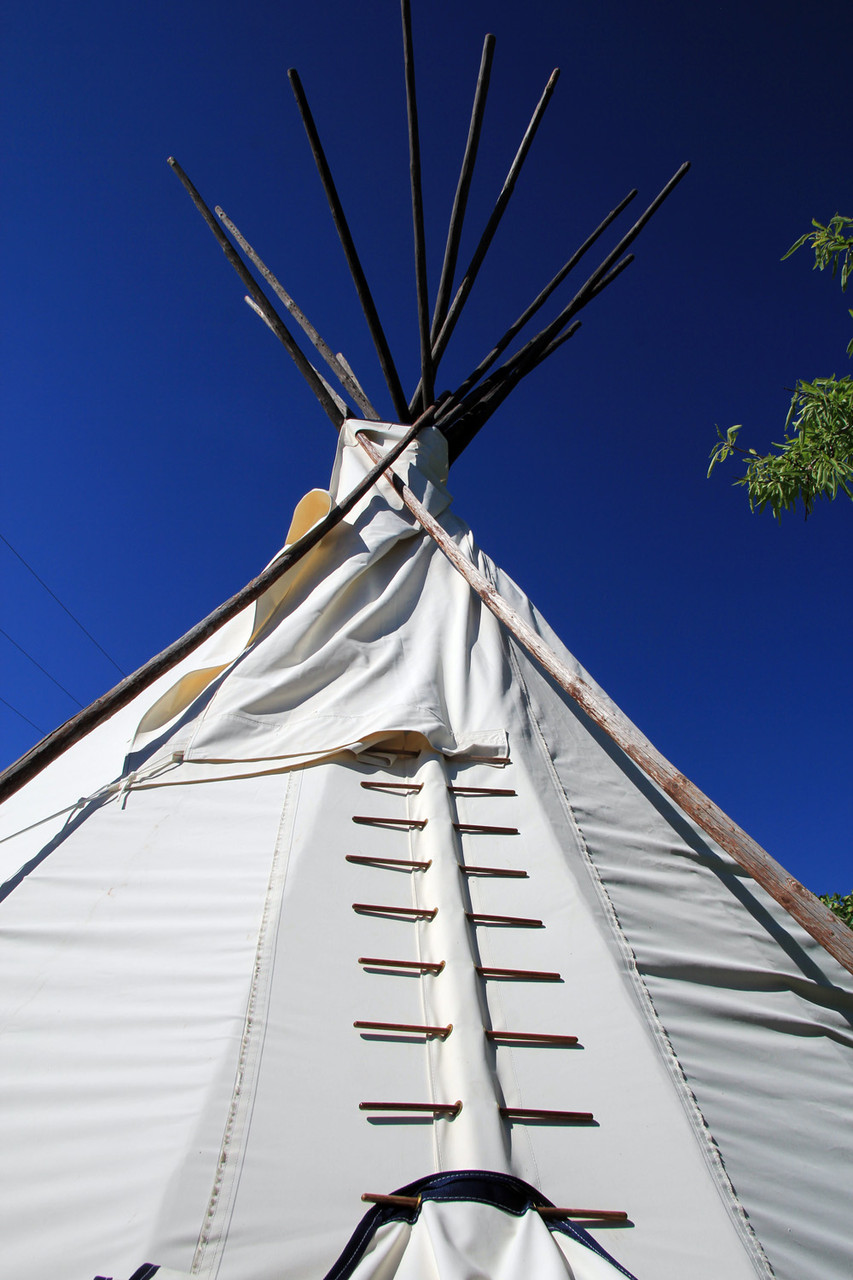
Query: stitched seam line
[
  {"left": 501, "top": 622, "right": 775, "bottom": 1280},
  {"left": 191, "top": 770, "right": 302, "bottom": 1276}
]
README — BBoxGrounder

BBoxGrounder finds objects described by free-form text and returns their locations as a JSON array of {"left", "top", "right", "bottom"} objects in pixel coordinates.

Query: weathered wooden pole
[
  {"left": 483, "top": 163, "right": 690, "bottom": 390},
  {"left": 356, "top": 432, "right": 853, "bottom": 978},
  {"left": 429, "top": 34, "right": 496, "bottom": 346},
  {"left": 401, "top": 0, "right": 434, "bottom": 410},
  {"left": 440, "top": 253, "right": 634, "bottom": 459},
  {"left": 217, "top": 206, "right": 380, "bottom": 420},
  {"left": 0, "top": 409, "right": 436, "bottom": 805},
  {"left": 408, "top": 65, "right": 561, "bottom": 415},
  {"left": 437, "top": 187, "right": 638, "bottom": 417},
  {"left": 167, "top": 158, "right": 344, "bottom": 429},
  {"left": 288, "top": 68, "right": 410, "bottom": 423}
]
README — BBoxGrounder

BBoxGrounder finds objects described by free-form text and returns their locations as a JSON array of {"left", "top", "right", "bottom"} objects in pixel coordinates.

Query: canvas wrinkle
[
  {"left": 333, "top": 1172, "right": 641, "bottom": 1280},
  {"left": 341, "top": 1220, "right": 415, "bottom": 1280},
  {"left": 7, "top": 420, "right": 851, "bottom": 1280},
  {"left": 0, "top": 746, "right": 183, "bottom": 885},
  {"left": 0, "top": 792, "right": 92, "bottom": 849},
  {"left": 495, "top": 617, "right": 774, "bottom": 1280},
  {"left": 167, "top": 440, "right": 501, "bottom": 771},
  {"left": 567, "top": 735, "right": 853, "bottom": 1275}
]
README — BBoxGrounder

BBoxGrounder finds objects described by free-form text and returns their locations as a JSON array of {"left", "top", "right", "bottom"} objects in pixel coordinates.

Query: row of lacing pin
[{"left": 350, "top": 768, "right": 629, "bottom": 1225}]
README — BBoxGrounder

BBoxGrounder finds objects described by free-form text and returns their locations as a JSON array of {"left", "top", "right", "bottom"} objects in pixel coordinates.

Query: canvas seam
[
  {"left": 190, "top": 768, "right": 302, "bottom": 1277},
  {"left": 324, "top": 1170, "right": 640, "bottom": 1280},
  {"left": 498, "top": 619, "right": 775, "bottom": 1280}
]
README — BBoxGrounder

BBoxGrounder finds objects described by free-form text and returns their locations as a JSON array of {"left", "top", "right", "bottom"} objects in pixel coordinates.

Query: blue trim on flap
[
  {"left": 93, "top": 1266, "right": 159, "bottom": 1280},
  {"left": 324, "top": 1169, "right": 638, "bottom": 1280}
]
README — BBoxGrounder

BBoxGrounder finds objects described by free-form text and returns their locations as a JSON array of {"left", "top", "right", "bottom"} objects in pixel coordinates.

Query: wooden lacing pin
[
  {"left": 537, "top": 1207, "right": 629, "bottom": 1223},
  {"left": 353, "top": 903, "right": 438, "bottom": 920},
  {"left": 486, "top": 1030, "right": 578, "bottom": 1046},
  {"left": 453, "top": 822, "right": 518, "bottom": 835},
  {"left": 476, "top": 965, "right": 561, "bottom": 982},
  {"left": 458, "top": 864, "right": 527, "bottom": 878},
  {"left": 466, "top": 911, "right": 542, "bottom": 927},
  {"left": 361, "top": 781, "right": 424, "bottom": 794},
  {"left": 500, "top": 1106, "right": 594, "bottom": 1123},
  {"left": 360, "top": 1100, "right": 462, "bottom": 1117},
  {"left": 448, "top": 785, "right": 516, "bottom": 796},
  {"left": 362, "top": 1193, "right": 421, "bottom": 1208},
  {"left": 354, "top": 1020, "right": 452, "bottom": 1038},
  {"left": 353, "top": 815, "right": 427, "bottom": 830},
  {"left": 347, "top": 855, "right": 432, "bottom": 871},
  {"left": 359, "top": 956, "right": 445, "bottom": 973},
  {"left": 454, "top": 754, "right": 511, "bottom": 764},
  {"left": 360, "top": 1195, "right": 627, "bottom": 1223}
]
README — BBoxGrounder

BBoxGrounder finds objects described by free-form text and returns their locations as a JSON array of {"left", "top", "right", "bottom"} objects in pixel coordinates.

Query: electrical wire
[
  {"left": 0, "top": 694, "right": 44, "bottom": 734},
  {"left": 0, "top": 626, "right": 84, "bottom": 707},
  {"left": 0, "top": 531, "right": 126, "bottom": 675}
]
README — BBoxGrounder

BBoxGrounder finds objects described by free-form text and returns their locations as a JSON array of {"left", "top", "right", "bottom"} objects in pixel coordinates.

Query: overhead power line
[
  {"left": 0, "top": 626, "right": 84, "bottom": 708},
  {"left": 0, "top": 694, "right": 44, "bottom": 734},
  {"left": 0, "top": 532, "right": 126, "bottom": 676}
]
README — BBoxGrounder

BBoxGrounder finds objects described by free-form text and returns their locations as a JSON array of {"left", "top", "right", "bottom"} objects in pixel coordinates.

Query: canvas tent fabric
[{"left": 1, "top": 423, "right": 851, "bottom": 1280}]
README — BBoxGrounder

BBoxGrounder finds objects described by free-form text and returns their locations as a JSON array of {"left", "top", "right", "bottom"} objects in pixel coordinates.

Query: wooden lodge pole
[
  {"left": 167, "top": 158, "right": 344, "bottom": 430},
  {"left": 288, "top": 69, "right": 410, "bottom": 423},
  {"left": 0, "top": 410, "right": 436, "bottom": 806},
  {"left": 439, "top": 253, "right": 636, "bottom": 461},
  {"left": 429, "top": 34, "right": 496, "bottom": 348},
  {"left": 418, "top": 66, "right": 561, "bottom": 394},
  {"left": 401, "top": 0, "right": 434, "bottom": 410},
  {"left": 356, "top": 433, "right": 853, "bottom": 978},
  {"left": 477, "top": 163, "right": 690, "bottom": 393},
  {"left": 216, "top": 206, "right": 381, "bottom": 421},
  {"left": 436, "top": 188, "right": 638, "bottom": 419}
]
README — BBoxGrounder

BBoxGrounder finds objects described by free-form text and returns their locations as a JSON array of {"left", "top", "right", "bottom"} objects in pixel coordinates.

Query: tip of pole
[{"left": 167, "top": 156, "right": 176, "bottom": 166}]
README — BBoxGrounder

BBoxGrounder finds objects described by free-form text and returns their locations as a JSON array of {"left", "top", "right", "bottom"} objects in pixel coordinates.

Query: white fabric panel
[
  {"left": 182, "top": 749, "right": 760, "bottom": 1280},
  {"left": 0, "top": 605, "right": 256, "bottom": 878},
  {"left": 152, "top": 428, "right": 511, "bottom": 769},
  {"left": 0, "top": 771, "right": 289, "bottom": 1280},
  {"left": 441, "top": 758, "right": 764, "bottom": 1280},
  {"left": 346, "top": 1202, "right": 627, "bottom": 1280},
  {"left": 193, "top": 758, "right": 439, "bottom": 1280},
  {"left": 488, "top": 562, "right": 853, "bottom": 1280},
  {"left": 3, "top": 420, "right": 851, "bottom": 1280}
]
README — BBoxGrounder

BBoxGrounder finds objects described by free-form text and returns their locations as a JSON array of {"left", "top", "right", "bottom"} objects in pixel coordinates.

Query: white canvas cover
[{"left": 1, "top": 423, "right": 851, "bottom": 1280}]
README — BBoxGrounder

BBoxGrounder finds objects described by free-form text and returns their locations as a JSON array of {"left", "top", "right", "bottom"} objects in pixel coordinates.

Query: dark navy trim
[
  {"left": 93, "top": 1266, "right": 159, "bottom": 1280},
  {"left": 323, "top": 1169, "right": 638, "bottom": 1280}
]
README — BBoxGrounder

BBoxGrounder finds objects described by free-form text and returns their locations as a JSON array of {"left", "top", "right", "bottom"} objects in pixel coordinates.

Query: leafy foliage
[
  {"left": 710, "top": 213, "right": 853, "bottom": 518},
  {"left": 783, "top": 213, "right": 853, "bottom": 356},
  {"left": 819, "top": 890, "right": 853, "bottom": 931},
  {"left": 709, "top": 376, "right": 853, "bottom": 519}
]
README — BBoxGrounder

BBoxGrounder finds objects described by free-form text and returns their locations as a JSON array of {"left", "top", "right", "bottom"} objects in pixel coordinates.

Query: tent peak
[{"left": 167, "top": 24, "right": 688, "bottom": 457}]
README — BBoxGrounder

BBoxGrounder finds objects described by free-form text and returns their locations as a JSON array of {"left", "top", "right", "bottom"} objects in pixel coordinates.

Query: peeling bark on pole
[
  {"left": 357, "top": 433, "right": 853, "bottom": 979},
  {"left": 0, "top": 412, "right": 435, "bottom": 805}
]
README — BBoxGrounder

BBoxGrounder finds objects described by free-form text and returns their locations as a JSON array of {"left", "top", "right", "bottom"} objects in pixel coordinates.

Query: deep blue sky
[{"left": 2, "top": 0, "right": 851, "bottom": 895}]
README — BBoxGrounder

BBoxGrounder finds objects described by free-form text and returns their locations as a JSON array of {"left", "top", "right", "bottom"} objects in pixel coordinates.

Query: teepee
[{"left": 2, "top": 10, "right": 851, "bottom": 1280}]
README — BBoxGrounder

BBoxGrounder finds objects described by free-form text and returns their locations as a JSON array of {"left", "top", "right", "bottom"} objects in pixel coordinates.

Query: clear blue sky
[{"left": 2, "top": 0, "right": 851, "bottom": 895}]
